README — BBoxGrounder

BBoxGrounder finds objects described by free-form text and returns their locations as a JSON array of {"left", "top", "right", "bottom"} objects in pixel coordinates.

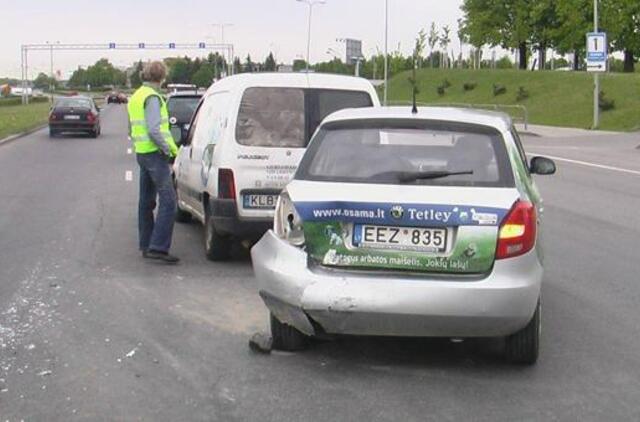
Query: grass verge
[
  {"left": 387, "top": 68, "right": 640, "bottom": 131},
  {"left": 0, "top": 102, "right": 51, "bottom": 140}
]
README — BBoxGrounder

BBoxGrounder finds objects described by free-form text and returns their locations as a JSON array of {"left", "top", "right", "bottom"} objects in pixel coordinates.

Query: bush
[
  {"left": 0, "top": 96, "right": 49, "bottom": 107},
  {"left": 516, "top": 86, "right": 530, "bottom": 101},
  {"left": 599, "top": 91, "right": 615, "bottom": 111},
  {"left": 493, "top": 84, "right": 507, "bottom": 96},
  {"left": 442, "top": 79, "right": 452, "bottom": 89},
  {"left": 496, "top": 56, "right": 513, "bottom": 69},
  {"left": 437, "top": 85, "right": 446, "bottom": 96},
  {"left": 463, "top": 82, "right": 477, "bottom": 92}
]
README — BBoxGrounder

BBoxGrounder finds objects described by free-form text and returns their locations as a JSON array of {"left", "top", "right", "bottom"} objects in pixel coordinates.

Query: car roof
[
  {"left": 205, "top": 72, "right": 376, "bottom": 95},
  {"left": 167, "top": 92, "right": 203, "bottom": 99},
  {"left": 321, "top": 106, "right": 513, "bottom": 132}
]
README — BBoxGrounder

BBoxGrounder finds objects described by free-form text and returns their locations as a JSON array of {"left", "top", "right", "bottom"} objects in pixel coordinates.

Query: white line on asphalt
[
  {"left": 529, "top": 152, "right": 640, "bottom": 177},
  {"left": 125, "top": 171, "right": 133, "bottom": 182}
]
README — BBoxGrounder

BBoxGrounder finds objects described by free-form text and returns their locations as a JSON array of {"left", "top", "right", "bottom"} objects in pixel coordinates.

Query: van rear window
[{"left": 235, "top": 87, "right": 373, "bottom": 148}]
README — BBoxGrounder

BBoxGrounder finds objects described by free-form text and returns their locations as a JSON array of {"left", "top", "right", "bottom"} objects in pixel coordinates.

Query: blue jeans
[{"left": 137, "top": 152, "right": 176, "bottom": 253}]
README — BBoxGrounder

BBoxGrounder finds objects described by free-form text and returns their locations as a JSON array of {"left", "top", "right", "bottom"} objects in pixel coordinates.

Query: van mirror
[{"left": 530, "top": 156, "right": 556, "bottom": 175}]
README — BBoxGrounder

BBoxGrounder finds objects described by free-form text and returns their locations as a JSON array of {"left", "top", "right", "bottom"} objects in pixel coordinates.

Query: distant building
[{"left": 277, "top": 64, "right": 293, "bottom": 73}]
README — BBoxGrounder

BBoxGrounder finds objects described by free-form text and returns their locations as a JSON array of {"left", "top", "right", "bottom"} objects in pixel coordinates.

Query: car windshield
[
  {"left": 55, "top": 98, "right": 92, "bottom": 109},
  {"left": 168, "top": 96, "right": 201, "bottom": 123},
  {"left": 296, "top": 119, "right": 515, "bottom": 187},
  {"left": 235, "top": 87, "right": 373, "bottom": 148}
]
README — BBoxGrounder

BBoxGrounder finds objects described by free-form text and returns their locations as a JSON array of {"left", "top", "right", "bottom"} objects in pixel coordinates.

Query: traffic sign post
[{"left": 589, "top": 0, "right": 605, "bottom": 129}]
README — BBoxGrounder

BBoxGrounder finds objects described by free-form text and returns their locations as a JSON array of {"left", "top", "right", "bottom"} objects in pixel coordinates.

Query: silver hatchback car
[{"left": 251, "top": 107, "right": 556, "bottom": 364}]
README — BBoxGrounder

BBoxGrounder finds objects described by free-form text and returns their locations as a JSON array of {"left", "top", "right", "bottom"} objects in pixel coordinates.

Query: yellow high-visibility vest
[{"left": 127, "top": 85, "right": 177, "bottom": 154}]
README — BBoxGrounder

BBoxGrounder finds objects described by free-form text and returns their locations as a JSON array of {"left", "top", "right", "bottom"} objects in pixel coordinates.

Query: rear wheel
[
  {"left": 270, "top": 313, "right": 308, "bottom": 351},
  {"left": 89, "top": 129, "right": 98, "bottom": 138},
  {"left": 505, "top": 299, "right": 541, "bottom": 365},
  {"left": 204, "top": 209, "right": 232, "bottom": 261}
]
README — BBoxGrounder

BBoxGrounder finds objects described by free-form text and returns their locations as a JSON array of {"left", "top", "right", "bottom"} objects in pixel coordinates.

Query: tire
[
  {"left": 204, "top": 210, "right": 232, "bottom": 261},
  {"left": 89, "top": 130, "right": 98, "bottom": 138},
  {"left": 270, "top": 313, "right": 308, "bottom": 351},
  {"left": 175, "top": 204, "right": 192, "bottom": 223},
  {"left": 505, "top": 299, "right": 541, "bottom": 365}
]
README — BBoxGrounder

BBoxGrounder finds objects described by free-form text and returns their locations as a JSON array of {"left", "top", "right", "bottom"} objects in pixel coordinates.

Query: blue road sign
[
  {"left": 586, "top": 32, "right": 607, "bottom": 72},
  {"left": 169, "top": 43, "right": 176, "bottom": 49},
  {"left": 198, "top": 42, "right": 206, "bottom": 49},
  {"left": 109, "top": 43, "right": 116, "bottom": 49},
  {"left": 138, "top": 43, "right": 146, "bottom": 49}
]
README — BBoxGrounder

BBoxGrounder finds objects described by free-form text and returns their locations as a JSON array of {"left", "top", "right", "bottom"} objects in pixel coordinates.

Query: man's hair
[{"left": 141, "top": 61, "right": 167, "bottom": 83}]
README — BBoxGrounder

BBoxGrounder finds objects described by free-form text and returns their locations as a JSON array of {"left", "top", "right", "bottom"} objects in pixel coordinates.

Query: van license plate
[
  {"left": 353, "top": 225, "right": 448, "bottom": 253},
  {"left": 243, "top": 194, "right": 278, "bottom": 209}
]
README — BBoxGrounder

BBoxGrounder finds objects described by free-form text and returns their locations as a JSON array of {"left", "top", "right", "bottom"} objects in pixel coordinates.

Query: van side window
[
  {"left": 309, "top": 90, "right": 373, "bottom": 137},
  {"left": 184, "top": 102, "right": 203, "bottom": 146},
  {"left": 192, "top": 92, "right": 231, "bottom": 148}
]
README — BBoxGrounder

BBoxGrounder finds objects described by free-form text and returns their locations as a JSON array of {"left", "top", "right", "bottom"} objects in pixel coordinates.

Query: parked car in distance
[
  {"left": 49, "top": 96, "right": 101, "bottom": 138},
  {"left": 167, "top": 92, "right": 202, "bottom": 145},
  {"left": 107, "top": 92, "right": 127, "bottom": 104},
  {"left": 173, "top": 73, "right": 380, "bottom": 261},
  {"left": 251, "top": 106, "right": 557, "bottom": 364}
]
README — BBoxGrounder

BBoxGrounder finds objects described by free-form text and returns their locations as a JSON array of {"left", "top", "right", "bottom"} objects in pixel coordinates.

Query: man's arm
[{"left": 144, "top": 96, "right": 171, "bottom": 156}]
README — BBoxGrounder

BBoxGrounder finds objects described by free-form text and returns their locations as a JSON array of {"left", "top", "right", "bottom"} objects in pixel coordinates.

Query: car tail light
[
  {"left": 49, "top": 113, "right": 57, "bottom": 121},
  {"left": 86, "top": 112, "right": 95, "bottom": 123},
  {"left": 274, "top": 191, "right": 305, "bottom": 246},
  {"left": 218, "top": 169, "right": 236, "bottom": 200},
  {"left": 496, "top": 201, "right": 537, "bottom": 260}
]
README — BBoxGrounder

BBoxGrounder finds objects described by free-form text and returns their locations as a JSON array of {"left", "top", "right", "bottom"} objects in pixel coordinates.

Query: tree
[
  {"left": 244, "top": 55, "right": 255, "bottom": 73},
  {"left": 603, "top": 0, "right": 640, "bottom": 72},
  {"left": 428, "top": 23, "right": 440, "bottom": 68},
  {"left": 33, "top": 72, "right": 55, "bottom": 91},
  {"left": 191, "top": 64, "right": 215, "bottom": 87},
  {"left": 293, "top": 59, "right": 308, "bottom": 72},
  {"left": 551, "top": 0, "right": 592, "bottom": 70},
  {"left": 530, "top": 0, "right": 559, "bottom": 70},
  {"left": 264, "top": 52, "right": 277, "bottom": 72},
  {"left": 130, "top": 61, "right": 144, "bottom": 88},
  {"left": 167, "top": 57, "right": 192, "bottom": 84},
  {"left": 233, "top": 57, "right": 243, "bottom": 74},
  {"left": 440, "top": 25, "right": 452, "bottom": 68}
]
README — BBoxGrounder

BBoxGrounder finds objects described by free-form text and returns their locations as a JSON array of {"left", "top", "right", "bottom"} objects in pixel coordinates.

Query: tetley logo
[{"left": 390, "top": 205, "right": 405, "bottom": 220}]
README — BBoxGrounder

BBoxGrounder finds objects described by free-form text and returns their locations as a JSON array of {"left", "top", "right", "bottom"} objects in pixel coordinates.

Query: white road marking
[
  {"left": 127, "top": 148, "right": 132, "bottom": 155},
  {"left": 125, "top": 171, "right": 133, "bottom": 181},
  {"left": 529, "top": 152, "right": 640, "bottom": 177}
]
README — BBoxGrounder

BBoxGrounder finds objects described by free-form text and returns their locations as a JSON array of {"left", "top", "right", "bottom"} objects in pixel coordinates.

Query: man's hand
[{"left": 169, "top": 143, "right": 179, "bottom": 158}]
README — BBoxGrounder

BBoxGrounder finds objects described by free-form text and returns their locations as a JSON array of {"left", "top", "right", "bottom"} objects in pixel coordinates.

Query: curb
[{"left": 0, "top": 124, "right": 48, "bottom": 147}]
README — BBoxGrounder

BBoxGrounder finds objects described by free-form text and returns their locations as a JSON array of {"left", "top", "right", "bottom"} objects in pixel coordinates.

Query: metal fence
[{"left": 387, "top": 101, "right": 529, "bottom": 130}]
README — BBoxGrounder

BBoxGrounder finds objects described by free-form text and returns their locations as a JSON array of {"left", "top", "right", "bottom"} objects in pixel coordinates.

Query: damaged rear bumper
[{"left": 251, "top": 230, "right": 542, "bottom": 338}]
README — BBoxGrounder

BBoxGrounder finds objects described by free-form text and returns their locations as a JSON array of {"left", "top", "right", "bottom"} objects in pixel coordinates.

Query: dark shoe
[{"left": 143, "top": 250, "right": 180, "bottom": 264}]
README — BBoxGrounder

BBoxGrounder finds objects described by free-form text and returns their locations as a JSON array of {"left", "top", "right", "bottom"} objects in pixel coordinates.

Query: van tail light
[
  {"left": 496, "top": 201, "right": 537, "bottom": 260},
  {"left": 218, "top": 169, "right": 236, "bottom": 200},
  {"left": 86, "top": 112, "right": 95, "bottom": 123}
]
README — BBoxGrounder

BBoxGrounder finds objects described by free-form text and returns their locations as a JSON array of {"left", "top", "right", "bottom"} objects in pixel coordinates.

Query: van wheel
[
  {"left": 505, "top": 299, "right": 540, "bottom": 365},
  {"left": 204, "top": 212, "right": 232, "bottom": 261},
  {"left": 270, "top": 314, "right": 308, "bottom": 351}
]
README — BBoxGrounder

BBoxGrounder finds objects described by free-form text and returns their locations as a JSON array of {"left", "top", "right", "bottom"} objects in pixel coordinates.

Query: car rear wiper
[{"left": 370, "top": 170, "right": 474, "bottom": 183}]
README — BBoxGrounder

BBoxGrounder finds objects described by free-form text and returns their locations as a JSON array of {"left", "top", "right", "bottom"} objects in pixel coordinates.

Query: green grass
[
  {"left": 387, "top": 68, "right": 640, "bottom": 131},
  {"left": 0, "top": 102, "right": 51, "bottom": 140}
]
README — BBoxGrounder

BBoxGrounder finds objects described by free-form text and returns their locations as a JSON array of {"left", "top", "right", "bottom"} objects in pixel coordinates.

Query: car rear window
[
  {"left": 296, "top": 119, "right": 515, "bottom": 188},
  {"left": 235, "top": 87, "right": 373, "bottom": 148},
  {"left": 167, "top": 96, "right": 201, "bottom": 123},
  {"left": 55, "top": 98, "right": 92, "bottom": 109}
]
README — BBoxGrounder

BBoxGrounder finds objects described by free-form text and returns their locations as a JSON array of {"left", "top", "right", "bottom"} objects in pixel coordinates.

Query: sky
[{"left": 0, "top": 0, "right": 465, "bottom": 79}]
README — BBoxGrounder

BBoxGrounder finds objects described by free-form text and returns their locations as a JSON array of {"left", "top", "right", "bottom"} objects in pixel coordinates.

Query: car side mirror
[{"left": 530, "top": 156, "right": 556, "bottom": 175}]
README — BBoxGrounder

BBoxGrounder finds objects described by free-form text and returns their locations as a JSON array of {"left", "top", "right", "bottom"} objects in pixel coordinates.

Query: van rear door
[{"left": 233, "top": 87, "right": 375, "bottom": 220}]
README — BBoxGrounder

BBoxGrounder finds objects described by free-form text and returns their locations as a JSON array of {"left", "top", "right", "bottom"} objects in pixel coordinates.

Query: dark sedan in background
[
  {"left": 107, "top": 92, "right": 128, "bottom": 104},
  {"left": 49, "top": 96, "right": 101, "bottom": 138},
  {"left": 167, "top": 92, "right": 202, "bottom": 144}
]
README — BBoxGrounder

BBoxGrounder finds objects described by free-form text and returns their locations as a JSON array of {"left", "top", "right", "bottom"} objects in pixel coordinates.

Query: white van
[{"left": 173, "top": 73, "right": 380, "bottom": 260}]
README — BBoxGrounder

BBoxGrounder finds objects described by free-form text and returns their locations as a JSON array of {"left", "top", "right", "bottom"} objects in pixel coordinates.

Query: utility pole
[
  {"left": 383, "top": 0, "right": 389, "bottom": 106},
  {"left": 593, "top": 0, "right": 600, "bottom": 129},
  {"left": 297, "top": 0, "right": 326, "bottom": 72}
]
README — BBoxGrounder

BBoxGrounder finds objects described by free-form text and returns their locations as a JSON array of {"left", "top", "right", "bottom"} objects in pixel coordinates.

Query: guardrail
[{"left": 387, "top": 101, "right": 529, "bottom": 130}]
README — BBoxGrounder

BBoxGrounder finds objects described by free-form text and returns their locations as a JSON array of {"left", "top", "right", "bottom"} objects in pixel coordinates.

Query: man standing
[{"left": 127, "top": 61, "right": 180, "bottom": 264}]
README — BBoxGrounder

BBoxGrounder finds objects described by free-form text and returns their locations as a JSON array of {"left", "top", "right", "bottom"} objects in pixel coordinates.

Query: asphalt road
[{"left": 1, "top": 105, "right": 639, "bottom": 421}]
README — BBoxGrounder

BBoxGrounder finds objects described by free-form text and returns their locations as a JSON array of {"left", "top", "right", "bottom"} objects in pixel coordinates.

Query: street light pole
[
  {"left": 593, "top": 0, "right": 600, "bottom": 129},
  {"left": 383, "top": 0, "right": 389, "bottom": 106},
  {"left": 297, "top": 0, "right": 326, "bottom": 72}
]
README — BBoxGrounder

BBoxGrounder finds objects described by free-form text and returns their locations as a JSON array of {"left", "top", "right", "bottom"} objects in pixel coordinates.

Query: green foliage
[
  {"left": 244, "top": 55, "right": 255, "bottom": 73},
  {"left": 68, "top": 58, "right": 126, "bottom": 89},
  {"left": 0, "top": 102, "right": 51, "bottom": 140},
  {"left": 599, "top": 91, "right": 615, "bottom": 111},
  {"left": 516, "top": 86, "right": 530, "bottom": 101},
  {"left": 130, "top": 61, "right": 144, "bottom": 88},
  {"left": 191, "top": 64, "right": 215, "bottom": 88},
  {"left": 442, "top": 79, "right": 452, "bottom": 89},
  {"left": 293, "top": 59, "right": 308, "bottom": 72},
  {"left": 33, "top": 73, "right": 57, "bottom": 91},
  {"left": 463, "top": 82, "right": 477, "bottom": 92},
  {"left": 437, "top": 85, "right": 446, "bottom": 96},
  {"left": 264, "top": 52, "right": 277, "bottom": 72},
  {"left": 493, "top": 84, "right": 507, "bottom": 96},
  {"left": 496, "top": 56, "right": 514, "bottom": 69}
]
